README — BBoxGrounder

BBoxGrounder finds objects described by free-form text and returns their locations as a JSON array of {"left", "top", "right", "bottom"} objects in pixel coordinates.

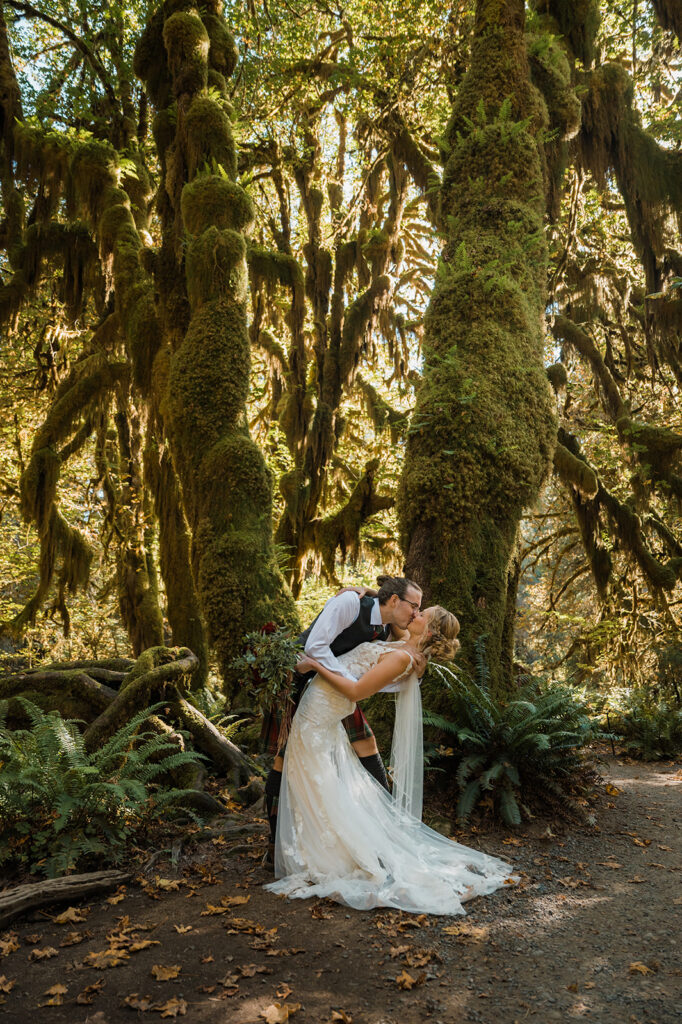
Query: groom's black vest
[{"left": 298, "top": 594, "right": 390, "bottom": 656}]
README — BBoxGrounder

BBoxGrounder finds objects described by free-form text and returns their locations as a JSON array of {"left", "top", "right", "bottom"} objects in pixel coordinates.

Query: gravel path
[{"left": 1, "top": 758, "right": 680, "bottom": 1023}]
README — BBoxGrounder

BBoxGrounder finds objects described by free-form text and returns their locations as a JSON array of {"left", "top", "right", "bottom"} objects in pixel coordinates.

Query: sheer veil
[{"left": 390, "top": 668, "right": 423, "bottom": 820}]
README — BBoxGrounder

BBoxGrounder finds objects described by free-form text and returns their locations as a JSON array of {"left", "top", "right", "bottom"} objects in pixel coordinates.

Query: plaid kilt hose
[{"left": 259, "top": 703, "right": 374, "bottom": 756}]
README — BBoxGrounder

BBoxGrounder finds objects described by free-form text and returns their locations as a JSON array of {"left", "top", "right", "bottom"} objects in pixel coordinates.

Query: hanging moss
[
  {"left": 355, "top": 373, "right": 408, "bottom": 443},
  {"left": 398, "top": 0, "right": 557, "bottom": 699},
  {"left": 553, "top": 441, "right": 598, "bottom": 497},
  {"left": 201, "top": 12, "right": 238, "bottom": 76}
]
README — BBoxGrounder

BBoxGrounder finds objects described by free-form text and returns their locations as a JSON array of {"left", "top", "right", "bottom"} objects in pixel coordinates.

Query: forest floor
[{"left": 2, "top": 755, "right": 681, "bottom": 1024}]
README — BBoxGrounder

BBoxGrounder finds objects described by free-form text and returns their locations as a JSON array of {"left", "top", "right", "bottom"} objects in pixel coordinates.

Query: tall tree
[{"left": 398, "top": 0, "right": 557, "bottom": 696}]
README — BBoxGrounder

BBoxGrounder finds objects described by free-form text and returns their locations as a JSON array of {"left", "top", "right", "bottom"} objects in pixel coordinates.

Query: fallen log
[
  {"left": 174, "top": 696, "right": 254, "bottom": 783},
  {"left": 0, "top": 869, "right": 130, "bottom": 928}
]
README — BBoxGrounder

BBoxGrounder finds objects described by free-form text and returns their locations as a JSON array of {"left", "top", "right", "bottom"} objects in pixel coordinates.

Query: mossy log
[
  {"left": 398, "top": 0, "right": 557, "bottom": 698},
  {"left": 173, "top": 696, "right": 253, "bottom": 784},
  {"left": 82, "top": 646, "right": 198, "bottom": 751},
  {"left": 0, "top": 670, "right": 118, "bottom": 713}
]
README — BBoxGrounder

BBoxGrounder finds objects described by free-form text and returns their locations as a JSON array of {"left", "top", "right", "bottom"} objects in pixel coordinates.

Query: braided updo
[{"left": 419, "top": 606, "right": 460, "bottom": 663}]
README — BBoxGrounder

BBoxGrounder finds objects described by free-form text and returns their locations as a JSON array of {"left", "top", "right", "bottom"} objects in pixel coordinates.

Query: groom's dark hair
[{"left": 376, "top": 575, "right": 422, "bottom": 604}]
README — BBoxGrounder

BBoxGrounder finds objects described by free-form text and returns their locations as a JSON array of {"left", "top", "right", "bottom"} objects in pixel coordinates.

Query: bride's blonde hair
[{"left": 419, "top": 606, "right": 460, "bottom": 663}]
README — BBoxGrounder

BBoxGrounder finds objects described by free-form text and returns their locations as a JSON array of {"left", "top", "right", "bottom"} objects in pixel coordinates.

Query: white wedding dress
[{"left": 265, "top": 641, "right": 514, "bottom": 915}]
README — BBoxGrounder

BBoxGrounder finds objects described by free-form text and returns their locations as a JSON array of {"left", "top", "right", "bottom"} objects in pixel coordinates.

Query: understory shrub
[
  {"left": 598, "top": 688, "right": 682, "bottom": 760},
  {"left": 423, "top": 654, "right": 599, "bottom": 826},
  {"left": 0, "top": 698, "right": 207, "bottom": 878}
]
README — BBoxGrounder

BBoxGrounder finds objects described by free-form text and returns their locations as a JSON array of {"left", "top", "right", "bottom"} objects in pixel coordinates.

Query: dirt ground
[{"left": 1, "top": 757, "right": 681, "bottom": 1024}]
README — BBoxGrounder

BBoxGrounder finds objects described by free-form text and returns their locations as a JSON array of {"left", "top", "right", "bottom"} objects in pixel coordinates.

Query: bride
[{"left": 265, "top": 606, "right": 514, "bottom": 915}]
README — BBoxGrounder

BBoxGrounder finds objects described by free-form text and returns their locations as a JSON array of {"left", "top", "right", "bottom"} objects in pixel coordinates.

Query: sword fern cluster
[
  {"left": 0, "top": 699, "right": 206, "bottom": 878},
  {"left": 423, "top": 652, "right": 598, "bottom": 826}
]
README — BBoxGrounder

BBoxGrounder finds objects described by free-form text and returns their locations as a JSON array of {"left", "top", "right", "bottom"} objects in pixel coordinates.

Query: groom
[{"left": 262, "top": 576, "right": 423, "bottom": 866}]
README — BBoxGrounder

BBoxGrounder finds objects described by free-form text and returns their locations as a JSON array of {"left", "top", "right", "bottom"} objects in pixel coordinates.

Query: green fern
[
  {"left": 0, "top": 698, "right": 208, "bottom": 878},
  {"left": 422, "top": 652, "right": 600, "bottom": 826}
]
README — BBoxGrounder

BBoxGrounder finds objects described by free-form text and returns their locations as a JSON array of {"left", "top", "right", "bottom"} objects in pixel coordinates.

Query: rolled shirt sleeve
[{"left": 304, "top": 592, "right": 361, "bottom": 681}]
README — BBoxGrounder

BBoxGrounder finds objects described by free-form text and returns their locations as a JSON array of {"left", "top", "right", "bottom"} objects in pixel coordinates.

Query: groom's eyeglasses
[{"left": 400, "top": 598, "right": 421, "bottom": 612}]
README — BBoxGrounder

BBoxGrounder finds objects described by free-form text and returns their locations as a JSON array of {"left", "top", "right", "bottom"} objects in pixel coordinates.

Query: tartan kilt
[{"left": 259, "top": 702, "right": 374, "bottom": 756}]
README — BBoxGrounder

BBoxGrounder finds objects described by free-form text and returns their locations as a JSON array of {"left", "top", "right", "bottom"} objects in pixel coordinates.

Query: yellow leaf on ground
[
  {"left": 596, "top": 862, "right": 623, "bottom": 869},
  {"left": 395, "top": 969, "right": 426, "bottom": 990},
  {"left": 157, "top": 997, "right": 188, "bottom": 1017},
  {"left": 76, "top": 980, "right": 104, "bottom": 1004},
  {"left": 60, "top": 930, "right": 89, "bottom": 947},
  {"left": 0, "top": 976, "right": 15, "bottom": 994},
  {"left": 174, "top": 925, "right": 192, "bottom": 934},
  {"left": 222, "top": 895, "right": 251, "bottom": 907},
  {"left": 629, "top": 962, "right": 654, "bottom": 975},
  {"left": 331, "top": 1012, "right": 353, "bottom": 1023},
  {"left": 628, "top": 876, "right": 647, "bottom": 883},
  {"left": 0, "top": 935, "right": 19, "bottom": 958},
  {"left": 200, "top": 904, "right": 228, "bottom": 916},
  {"left": 151, "top": 964, "right": 181, "bottom": 981},
  {"left": 155, "top": 878, "right": 181, "bottom": 891},
  {"left": 605, "top": 784, "right": 621, "bottom": 795},
  {"left": 389, "top": 945, "right": 411, "bottom": 959},
  {"left": 124, "top": 993, "right": 154, "bottom": 1010},
  {"left": 83, "top": 948, "right": 129, "bottom": 969},
  {"left": 106, "top": 893, "right": 126, "bottom": 905},
  {"left": 53, "top": 907, "right": 87, "bottom": 925},
  {"left": 29, "top": 947, "right": 58, "bottom": 961},
  {"left": 260, "top": 1002, "right": 301, "bottom": 1023},
  {"left": 442, "top": 923, "right": 489, "bottom": 941},
  {"left": 129, "top": 940, "right": 160, "bottom": 953}
]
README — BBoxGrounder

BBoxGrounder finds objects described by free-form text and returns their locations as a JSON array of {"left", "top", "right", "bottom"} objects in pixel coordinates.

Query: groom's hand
[{"left": 335, "top": 585, "right": 378, "bottom": 598}]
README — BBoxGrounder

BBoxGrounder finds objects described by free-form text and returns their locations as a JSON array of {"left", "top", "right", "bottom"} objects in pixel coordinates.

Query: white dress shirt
[{"left": 304, "top": 593, "right": 416, "bottom": 694}]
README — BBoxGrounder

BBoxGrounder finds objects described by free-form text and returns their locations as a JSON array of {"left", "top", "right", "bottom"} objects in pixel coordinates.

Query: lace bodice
[{"left": 299, "top": 640, "right": 416, "bottom": 727}]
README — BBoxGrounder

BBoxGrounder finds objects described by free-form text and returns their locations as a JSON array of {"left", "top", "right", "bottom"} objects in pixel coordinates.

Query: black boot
[{"left": 359, "top": 752, "right": 390, "bottom": 791}]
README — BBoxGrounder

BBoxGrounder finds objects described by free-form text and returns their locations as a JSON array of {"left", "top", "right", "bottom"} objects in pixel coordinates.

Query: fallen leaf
[
  {"left": 605, "top": 784, "right": 621, "bottom": 796},
  {"left": 60, "top": 930, "right": 90, "bottom": 947},
  {"left": 29, "top": 947, "right": 58, "bottom": 961},
  {"left": 106, "top": 893, "right": 126, "bottom": 905},
  {"left": 405, "top": 951, "right": 432, "bottom": 967},
  {"left": 0, "top": 976, "right": 15, "bottom": 994},
  {"left": 152, "top": 964, "right": 181, "bottom": 981},
  {"left": 222, "top": 894, "right": 251, "bottom": 907},
  {"left": 44, "top": 984, "right": 68, "bottom": 996},
  {"left": 265, "top": 948, "right": 304, "bottom": 958},
  {"left": 389, "top": 945, "right": 411, "bottom": 958},
  {"left": 201, "top": 904, "right": 229, "bottom": 916},
  {"left": 157, "top": 997, "right": 188, "bottom": 1017},
  {"left": 566, "top": 983, "right": 578, "bottom": 992},
  {"left": 442, "top": 924, "right": 489, "bottom": 941},
  {"left": 629, "top": 962, "right": 654, "bottom": 975},
  {"left": 331, "top": 1012, "right": 353, "bottom": 1023},
  {"left": 24, "top": 933, "right": 42, "bottom": 944},
  {"left": 124, "top": 992, "right": 154, "bottom": 1010},
  {"left": 76, "top": 980, "right": 104, "bottom": 1004},
  {"left": 396, "top": 969, "right": 426, "bottom": 990},
  {"left": 241, "top": 964, "right": 270, "bottom": 977},
  {"left": 658, "top": 844, "right": 673, "bottom": 851},
  {"left": 53, "top": 906, "right": 88, "bottom": 925},
  {"left": 155, "top": 878, "right": 181, "bottom": 892},
  {"left": 173, "top": 925, "right": 192, "bottom": 935},
  {"left": 129, "top": 940, "right": 161, "bottom": 953},
  {"left": 0, "top": 935, "right": 19, "bottom": 957},
  {"left": 311, "top": 902, "right": 334, "bottom": 920},
  {"left": 83, "top": 948, "right": 130, "bottom": 969},
  {"left": 201, "top": 954, "right": 215, "bottom": 963},
  {"left": 628, "top": 876, "right": 647, "bottom": 883},
  {"left": 259, "top": 1001, "right": 301, "bottom": 1023},
  {"left": 596, "top": 862, "right": 623, "bottom": 869}
]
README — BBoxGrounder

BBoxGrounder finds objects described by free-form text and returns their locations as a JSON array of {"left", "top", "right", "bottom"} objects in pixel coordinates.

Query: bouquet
[{"left": 231, "top": 623, "right": 303, "bottom": 741}]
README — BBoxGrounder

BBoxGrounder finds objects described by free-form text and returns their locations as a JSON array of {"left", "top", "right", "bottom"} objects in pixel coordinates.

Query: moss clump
[
  {"left": 184, "top": 95, "right": 236, "bottom": 179},
  {"left": 201, "top": 12, "right": 238, "bottom": 76},
  {"left": 181, "top": 174, "right": 254, "bottom": 235},
  {"left": 546, "top": 361, "right": 568, "bottom": 390},
  {"left": 398, "top": 0, "right": 557, "bottom": 698},
  {"left": 185, "top": 227, "right": 247, "bottom": 308},
  {"left": 162, "top": 10, "right": 209, "bottom": 97}
]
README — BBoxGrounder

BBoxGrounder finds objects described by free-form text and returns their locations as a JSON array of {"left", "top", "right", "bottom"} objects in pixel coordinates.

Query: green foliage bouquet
[{"left": 231, "top": 623, "right": 302, "bottom": 720}]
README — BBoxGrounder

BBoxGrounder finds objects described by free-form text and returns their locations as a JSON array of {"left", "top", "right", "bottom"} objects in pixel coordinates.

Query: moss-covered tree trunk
[
  {"left": 397, "top": 0, "right": 556, "bottom": 697},
  {"left": 136, "top": 2, "right": 297, "bottom": 682}
]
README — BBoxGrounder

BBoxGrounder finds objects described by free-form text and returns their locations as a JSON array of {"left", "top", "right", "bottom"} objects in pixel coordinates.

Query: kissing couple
[{"left": 261, "top": 576, "right": 514, "bottom": 915}]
